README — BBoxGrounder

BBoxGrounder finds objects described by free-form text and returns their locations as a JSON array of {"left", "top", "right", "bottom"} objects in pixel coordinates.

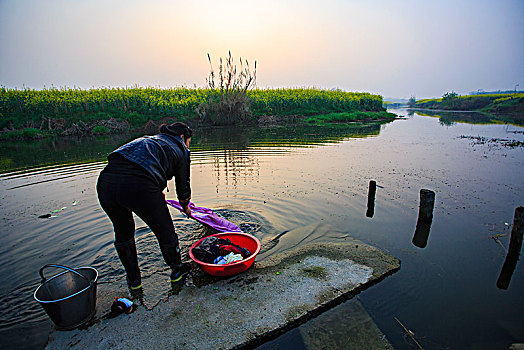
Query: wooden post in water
[
  {"left": 418, "top": 189, "right": 435, "bottom": 221},
  {"left": 497, "top": 206, "right": 524, "bottom": 290},
  {"left": 366, "top": 180, "right": 377, "bottom": 218},
  {"left": 412, "top": 189, "right": 436, "bottom": 248}
]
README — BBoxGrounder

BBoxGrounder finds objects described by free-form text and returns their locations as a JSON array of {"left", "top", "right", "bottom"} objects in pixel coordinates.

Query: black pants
[{"left": 96, "top": 171, "right": 179, "bottom": 247}]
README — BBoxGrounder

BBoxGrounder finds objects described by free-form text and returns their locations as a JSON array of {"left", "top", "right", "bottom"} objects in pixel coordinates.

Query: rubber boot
[
  {"left": 159, "top": 243, "right": 191, "bottom": 283},
  {"left": 114, "top": 239, "right": 142, "bottom": 290}
]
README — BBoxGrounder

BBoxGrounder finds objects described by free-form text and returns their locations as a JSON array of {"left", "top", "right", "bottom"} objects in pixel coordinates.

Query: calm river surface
[{"left": 0, "top": 109, "right": 523, "bottom": 349}]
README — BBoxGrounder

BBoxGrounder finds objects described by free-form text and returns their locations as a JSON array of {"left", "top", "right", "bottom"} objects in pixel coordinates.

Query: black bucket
[{"left": 33, "top": 264, "right": 98, "bottom": 329}]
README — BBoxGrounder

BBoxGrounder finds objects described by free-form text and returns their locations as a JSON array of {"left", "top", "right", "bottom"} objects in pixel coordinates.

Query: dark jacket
[{"left": 109, "top": 133, "right": 191, "bottom": 205}]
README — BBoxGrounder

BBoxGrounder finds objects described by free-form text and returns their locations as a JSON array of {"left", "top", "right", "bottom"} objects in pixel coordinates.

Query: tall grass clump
[{"left": 196, "top": 51, "right": 257, "bottom": 125}]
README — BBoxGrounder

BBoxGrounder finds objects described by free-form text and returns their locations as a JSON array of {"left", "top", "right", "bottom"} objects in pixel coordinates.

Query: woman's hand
[{"left": 182, "top": 205, "right": 191, "bottom": 218}]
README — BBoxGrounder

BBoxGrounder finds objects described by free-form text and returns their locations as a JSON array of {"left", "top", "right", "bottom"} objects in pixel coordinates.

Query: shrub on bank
[
  {"left": 91, "top": 125, "right": 110, "bottom": 135},
  {"left": 0, "top": 127, "right": 45, "bottom": 140}
]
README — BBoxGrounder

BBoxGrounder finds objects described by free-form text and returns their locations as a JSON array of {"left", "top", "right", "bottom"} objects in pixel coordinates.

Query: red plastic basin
[{"left": 189, "top": 232, "right": 261, "bottom": 277}]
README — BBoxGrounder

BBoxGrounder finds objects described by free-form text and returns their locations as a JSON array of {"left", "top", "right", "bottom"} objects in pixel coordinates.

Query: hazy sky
[{"left": 1, "top": 0, "right": 522, "bottom": 98}]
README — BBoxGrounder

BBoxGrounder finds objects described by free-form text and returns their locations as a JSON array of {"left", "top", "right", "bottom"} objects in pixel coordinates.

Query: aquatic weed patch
[
  {"left": 300, "top": 266, "right": 328, "bottom": 279},
  {"left": 459, "top": 135, "right": 524, "bottom": 148}
]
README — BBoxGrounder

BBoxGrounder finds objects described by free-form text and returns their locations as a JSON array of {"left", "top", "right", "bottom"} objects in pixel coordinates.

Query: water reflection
[
  {"left": 0, "top": 122, "right": 387, "bottom": 174},
  {"left": 4, "top": 162, "right": 105, "bottom": 190},
  {"left": 366, "top": 180, "right": 376, "bottom": 218},
  {"left": 496, "top": 207, "right": 524, "bottom": 290},
  {"left": 412, "top": 189, "right": 436, "bottom": 249},
  {"left": 0, "top": 134, "right": 137, "bottom": 174},
  {"left": 212, "top": 149, "right": 261, "bottom": 192},
  {"left": 497, "top": 247, "right": 521, "bottom": 290},
  {"left": 414, "top": 109, "right": 524, "bottom": 126}
]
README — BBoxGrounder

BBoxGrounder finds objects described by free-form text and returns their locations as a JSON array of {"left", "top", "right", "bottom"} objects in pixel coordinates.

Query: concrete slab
[{"left": 46, "top": 238, "right": 400, "bottom": 350}]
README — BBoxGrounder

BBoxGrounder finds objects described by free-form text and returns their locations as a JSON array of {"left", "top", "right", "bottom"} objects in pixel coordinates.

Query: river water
[{"left": 0, "top": 109, "right": 523, "bottom": 349}]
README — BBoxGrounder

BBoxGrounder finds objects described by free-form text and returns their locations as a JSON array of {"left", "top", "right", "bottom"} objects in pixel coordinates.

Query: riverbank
[
  {"left": 415, "top": 93, "right": 524, "bottom": 116},
  {"left": 0, "top": 87, "right": 394, "bottom": 140}
]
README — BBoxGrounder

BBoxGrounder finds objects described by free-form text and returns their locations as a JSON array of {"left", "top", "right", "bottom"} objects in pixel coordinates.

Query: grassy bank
[
  {"left": 415, "top": 93, "right": 524, "bottom": 115},
  {"left": 0, "top": 86, "right": 386, "bottom": 140}
]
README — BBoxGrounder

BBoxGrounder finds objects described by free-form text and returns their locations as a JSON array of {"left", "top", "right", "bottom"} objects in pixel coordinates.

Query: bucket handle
[{"left": 39, "top": 264, "right": 91, "bottom": 285}]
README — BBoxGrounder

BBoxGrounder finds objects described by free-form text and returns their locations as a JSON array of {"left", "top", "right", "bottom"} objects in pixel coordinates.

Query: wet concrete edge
[{"left": 234, "top": 261, "right": 400, "bottom": 349}]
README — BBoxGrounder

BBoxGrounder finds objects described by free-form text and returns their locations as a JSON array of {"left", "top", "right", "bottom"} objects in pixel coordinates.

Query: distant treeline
[
  {"left": 0, "top": 86, "right": 386, "bottom": 139},
  {"left": 415, "top": 93, "right": 524, "bottom": 116},
  {"left": 383, "top": 101, "right": 408, "bottom": 108},
  {"left": 468, "top": 90, "right": 524, "bottom": 95}
]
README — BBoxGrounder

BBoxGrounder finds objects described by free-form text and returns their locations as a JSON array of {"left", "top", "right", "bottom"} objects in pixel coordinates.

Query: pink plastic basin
[{"left": 189, "top": 232, "right": 261, "bottom": 277}]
